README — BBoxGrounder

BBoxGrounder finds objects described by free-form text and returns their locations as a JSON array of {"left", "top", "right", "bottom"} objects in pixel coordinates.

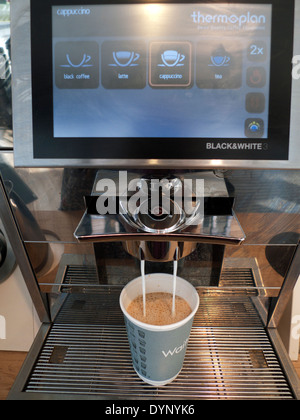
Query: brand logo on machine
[
  {"left": 57, "top": 8, "right": 91, "bottom": 17},
  {"left": 0, "top": 315, "right": 6, "bottom": 340},
  {"left": 191, "top": 10, "right": 266, "bottom": 27},
  {"left": 162, "top": 337, "right": 189, "bottom": 358},
  {"left": 206, "top": 142, "right": 267, "bottom": 150}
]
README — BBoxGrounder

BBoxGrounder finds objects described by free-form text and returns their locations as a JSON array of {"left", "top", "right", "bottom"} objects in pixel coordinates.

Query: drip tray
[
  {"left": 20, "top": 290, "right": 296, "bottom": 400},
  {"left": 25, "top": 324, "right": 293, "bottom": 400}
]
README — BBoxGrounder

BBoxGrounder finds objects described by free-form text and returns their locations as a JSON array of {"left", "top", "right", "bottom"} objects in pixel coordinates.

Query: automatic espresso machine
[{"left": 0, "top": 0, "right": 299, "bottom": 399}]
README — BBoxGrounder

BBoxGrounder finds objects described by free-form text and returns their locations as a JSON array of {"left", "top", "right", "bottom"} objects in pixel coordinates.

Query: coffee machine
[{"left": 1, "top": 0, "right": 299, "bottom": 399}]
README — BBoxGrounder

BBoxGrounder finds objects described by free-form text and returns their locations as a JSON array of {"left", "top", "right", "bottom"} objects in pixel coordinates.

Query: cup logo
[
  {"left": 60, "top": 53, "right": 93, "bottom": 68},
  {"left": 162, "top": 337, "right": 189, "bottom": 358},
  {"left": 210, "top": 55, "right": 231, "bottom": 67},
  {"left": 159, "top": 50, "right": 185, "bottom": 67},
  {"left": 110, "top": 51, "right": 140, "bottom": 67}
]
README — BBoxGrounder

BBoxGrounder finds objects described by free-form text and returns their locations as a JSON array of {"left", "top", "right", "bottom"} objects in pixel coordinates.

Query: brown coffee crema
[{"left": 127, "top": 292, "right": 192, "bottom": 326}]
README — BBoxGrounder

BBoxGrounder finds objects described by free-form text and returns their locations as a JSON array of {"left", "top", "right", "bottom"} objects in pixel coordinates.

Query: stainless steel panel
[
  {"left": 1, "top": 159, "right": 298, "bottom": 246},
  {"left": 74, "top": 213, "right": 246, "bottom": 245},
  {"left": 0, "top": 158, "right": 297, "bottom": 291},
  {"left": 11, "top": 0, "right": 300, "bottom": 169}
]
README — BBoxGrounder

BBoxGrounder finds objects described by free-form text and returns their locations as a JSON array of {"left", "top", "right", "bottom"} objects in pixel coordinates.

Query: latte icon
[
  {"left": 160, "top": 50, "right": 185, "bottom": 67},
  {"left": 111, "top": 51, "right": 140, "bottom": 67}
]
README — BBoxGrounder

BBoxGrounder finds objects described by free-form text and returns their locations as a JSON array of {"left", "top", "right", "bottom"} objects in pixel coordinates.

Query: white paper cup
[{"left": 120, "top": 273, "right": 200, "bottom": 386}]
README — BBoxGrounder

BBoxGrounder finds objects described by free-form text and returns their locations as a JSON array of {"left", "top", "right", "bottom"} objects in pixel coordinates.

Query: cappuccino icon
[
  {"left": 159, "top": 50, "right": 185, "bottom": 67},
  {"left": 110, "top": 51, "right": 140, "bottom": 67},
  {"left": 209, "top": 55, "right": 231, "bottom": 67}
]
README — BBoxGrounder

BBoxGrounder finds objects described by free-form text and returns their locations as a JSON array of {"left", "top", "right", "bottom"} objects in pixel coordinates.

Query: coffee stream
[
  {"left": 140, "top": 258, "right": 178, "bottom": 319},
  {"left": 172, "top": 259, "right": 178, "bottom": 317},
  {"left": 141, "top": 259, "right": 146, "bottom": 317}
]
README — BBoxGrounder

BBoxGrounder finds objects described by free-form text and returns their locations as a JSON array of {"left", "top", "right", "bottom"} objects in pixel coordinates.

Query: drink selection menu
[{"left": 52, "top": 4, "right": 272, "bottom": 140}]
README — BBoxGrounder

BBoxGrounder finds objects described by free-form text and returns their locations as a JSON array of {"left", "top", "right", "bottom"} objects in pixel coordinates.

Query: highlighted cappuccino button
[{"left": 149, "top": 42, "right": 192, "bottom": 88}]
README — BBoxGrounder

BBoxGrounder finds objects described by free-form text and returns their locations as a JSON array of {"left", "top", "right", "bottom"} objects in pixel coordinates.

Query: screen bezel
[{"left": 30, "top": 0, "right": 295, "bottom": 161}]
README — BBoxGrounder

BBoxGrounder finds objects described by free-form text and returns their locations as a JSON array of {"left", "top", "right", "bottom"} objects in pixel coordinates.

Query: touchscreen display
[{"left": 52, "top": 3, "right": 272, "bottom": 140}]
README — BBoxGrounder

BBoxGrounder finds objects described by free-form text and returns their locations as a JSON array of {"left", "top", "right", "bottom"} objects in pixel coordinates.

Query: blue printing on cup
[{"left": 124, "top": 316, "right": 194, "bottom": 383}]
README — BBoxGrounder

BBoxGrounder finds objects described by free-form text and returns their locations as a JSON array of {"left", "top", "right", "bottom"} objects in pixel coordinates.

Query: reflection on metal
[
  {"left": 4, "top": 180, "right": 51, "bottom": 273},
  {"left": 122, "top": 240, "right": 197, "bottom": 262},
  {"left": 74, "top": 172, "right": 245, "bottom": 264},
  {"left": 75, "top": 172, "right": 243, "bottom": 244},
  {"left": 268, "top": 243, "right": 300, "bottom": 328},
  {"left": 74, "top": 211, "right": 245, "bottom": 245},
  {"left": 0, "top": 174, "right": 50, "bottom": 323},
  {"left": 0, "top": 163, "right": 297, "bottom": 247},
  {"left": 0, "top": 220, "right": 16, "bottom": 284}
]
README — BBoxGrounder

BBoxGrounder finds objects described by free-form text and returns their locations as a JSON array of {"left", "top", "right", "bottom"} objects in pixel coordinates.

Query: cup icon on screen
[
  {"left": 160, "top": 50, "right": 185, "bottom": 67},
  {"left": 111, "top": 51, "right": 140, "bottom": 67},
  {"left": 210, "top": 55, "right": 231, "bottom": 67}
]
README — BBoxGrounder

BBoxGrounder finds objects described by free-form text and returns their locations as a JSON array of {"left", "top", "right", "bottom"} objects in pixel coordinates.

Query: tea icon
[
  {"left": 110, "top": 51, "right": 140, "bottom": 67},
  {"left": 160, "top": 50, "right": 185, "bottom": 67},
  {"left": 210, "top": 55, "right": 231, "bottom": 67}
]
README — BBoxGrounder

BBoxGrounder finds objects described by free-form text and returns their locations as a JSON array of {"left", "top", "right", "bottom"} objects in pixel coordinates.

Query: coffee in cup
[{"left": 127, "top": 292, "right": 192, "bottom": 326}]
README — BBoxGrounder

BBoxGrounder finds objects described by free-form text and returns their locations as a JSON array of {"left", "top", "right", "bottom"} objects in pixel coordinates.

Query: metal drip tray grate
[
  {"left": 60, "top": 264, "right": 258, "bottom": 293},
  {"left": 54, "top": 292, "right": 262, "bottom": 328},
  {"left": 61, "top": 265, "right": 99, "bottom": 292},
  {"left": 23, "top": 292, "right": 295, "bottom": 400},
  {"left": 25, "top": 324, "right": 294, "bottom": 399},
  {"left": 63, "top": 265, "right": 99, "bottom": 285},
  {"left": 219, "top": 268, "right": 256, "bottom": 289}
]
